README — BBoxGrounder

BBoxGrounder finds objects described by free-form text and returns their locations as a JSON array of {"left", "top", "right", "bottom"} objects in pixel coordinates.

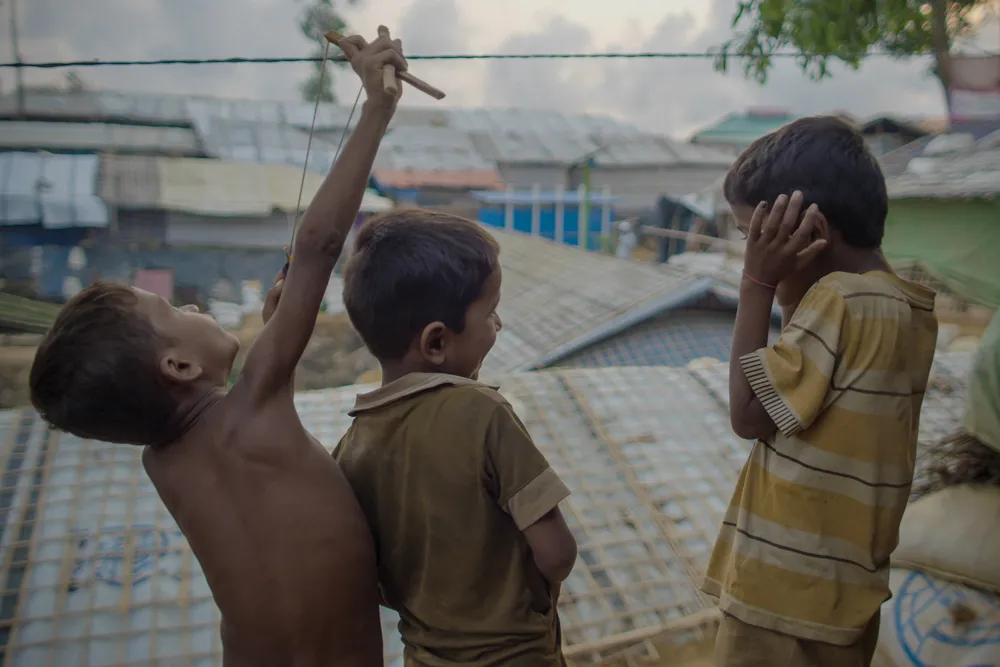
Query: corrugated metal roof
[
  {"left": 98, "top": 154, "right": 161, "bottom": 207},
  {"left": 157, "top": 157, "right": 274, "bottom": 216},
  {"left": 1, "top": 91, "right": 734, "bottom": 172},
  {"left": 154, "top": 157, "right": 392, "bottom": 216},
  {"left": 376, "top": 125, "right": 496, "bottom": 171},
  {"left": 0, "top": 355, "right": 970, "bottom": 666},
  {"left": 690, "top": 110, "right": 797, "bottom": 146},
  {"left": 197, "top": 117, "right": 343, "bottom": 174},
  {"left": 447, "top": 107, "right": 640, "bottom": 137},
  {"left": 477, "top": 228, "right": 709, "bottom": 379},
  {"left": 552, "top": 309, "right": 780, "bottom": 369},
  {"left": 0, "top": 120, "right": 201, "bottom": 155},
  {"left": 373, "top": 169, "right": 504, "bottom": 190},
  {"left": 0, "top": 152, "right": 108, "bottom": 228},
  {"left": 471, "top": 190, "right": 619, "bottom": 205},
  {"left": 887, "top": 145, "right": 1000, "bottom": 199}
]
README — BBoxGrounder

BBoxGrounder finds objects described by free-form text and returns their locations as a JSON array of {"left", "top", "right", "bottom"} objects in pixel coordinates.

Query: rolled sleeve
[
  {"left": 741, "top": 282, "right": 847, "bottom": 437},
  {"left": 507, "top": 467, "right": 571, "bottom": 530},
  {"left": 485, "top": 401, "right": 571, "bottom": 529}
]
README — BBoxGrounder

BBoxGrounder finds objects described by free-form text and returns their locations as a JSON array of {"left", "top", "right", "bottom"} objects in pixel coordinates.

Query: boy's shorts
[{"left": 714, "top": 613, "right": 880, "bottom": 667}]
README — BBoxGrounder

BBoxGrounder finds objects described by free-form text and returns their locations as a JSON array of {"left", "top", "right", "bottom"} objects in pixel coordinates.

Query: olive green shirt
[{"left": 334, "top": 373, "right": 571, "bottom": 667}]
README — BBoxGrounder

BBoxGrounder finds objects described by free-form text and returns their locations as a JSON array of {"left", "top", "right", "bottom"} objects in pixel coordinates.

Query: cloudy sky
[{"left": 12, "top": 0, "right": 996, "bottom": 138}]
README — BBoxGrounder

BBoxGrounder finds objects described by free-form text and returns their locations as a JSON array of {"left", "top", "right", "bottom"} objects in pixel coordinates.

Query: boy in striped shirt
[{"left": 704, "top": 117, "right": 938, "bottom": 667}]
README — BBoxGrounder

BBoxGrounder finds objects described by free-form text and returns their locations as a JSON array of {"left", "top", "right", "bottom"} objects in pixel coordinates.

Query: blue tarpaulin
[{"left": 0, "top": 152, "right": 109, "bottom": 228}]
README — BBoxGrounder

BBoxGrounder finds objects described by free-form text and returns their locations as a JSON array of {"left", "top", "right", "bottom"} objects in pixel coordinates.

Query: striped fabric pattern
[{"left": 702, "top": 271, "right": 938, "bottom": 645}]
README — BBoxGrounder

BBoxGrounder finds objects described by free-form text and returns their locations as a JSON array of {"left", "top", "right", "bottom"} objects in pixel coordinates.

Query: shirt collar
[{"left": 350, "top": 372, "right": 500, "bottom": 416}]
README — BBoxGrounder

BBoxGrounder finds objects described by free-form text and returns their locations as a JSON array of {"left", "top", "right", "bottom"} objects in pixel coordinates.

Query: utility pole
[{"left": 9, "top": 0, "right": 25, "bottom": 116}]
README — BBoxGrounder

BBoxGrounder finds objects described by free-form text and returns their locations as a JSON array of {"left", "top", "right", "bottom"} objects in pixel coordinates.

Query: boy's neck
[
  {"left": 379, "top": 360, "right": 461, "bottom": 387},
  {"left": 162, "top": 385, "right": 227, "bottom": 446},
  {"left": 825, "top": 245, "right": 891, "bottom": 277},
  {"left": 379, "top": 361, "right": 419, "bottom": 387}
]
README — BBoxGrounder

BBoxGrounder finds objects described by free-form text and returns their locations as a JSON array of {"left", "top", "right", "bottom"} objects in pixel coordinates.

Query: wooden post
[
  {"left": 504, "top": 185, "right": 514, "bottom": 231},
  {"left": 600, "top": 185, "right": 612, "bottom": 246},
  {"left": 530, "top": 183, "right": 541, "bottom": 237},
  {"left": 555, "top": 184, "right": 565, "bottom": 244},
  {"left": 576, "top": 184, "right": 587, "bottom": 248}
]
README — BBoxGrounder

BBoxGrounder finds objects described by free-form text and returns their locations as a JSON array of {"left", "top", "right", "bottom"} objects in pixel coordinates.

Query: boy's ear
[
  {"left": 811, "top": 210, "right": 831, "bottom": 243},
  {"left": 419, "top": 322, "right": 450, "bottom": 367},
  {"left": 159, "top": 351, "right": 204, "bottom": 384}
]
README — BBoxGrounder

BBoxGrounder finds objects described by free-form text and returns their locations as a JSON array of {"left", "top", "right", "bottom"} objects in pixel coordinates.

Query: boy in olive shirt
[{"left": 334, "top": 209, "right": 578, "bottom": 667}]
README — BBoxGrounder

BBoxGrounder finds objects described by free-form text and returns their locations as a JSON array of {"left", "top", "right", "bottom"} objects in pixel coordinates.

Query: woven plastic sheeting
[
  {"left": 0, "top": 360, "right": 969, "bottom": 666},
  {"left": 479, "top": 229, "right": 705, "bottom": 379}
]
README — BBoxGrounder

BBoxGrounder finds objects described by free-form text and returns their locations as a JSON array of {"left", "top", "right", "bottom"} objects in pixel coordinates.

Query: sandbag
[
  {"left": 892, "top": 485, "right": 1000, "bottom": 593},
  {"left": 965, "top": 309, "right": 1000, "bottom": 454},
  {"left": 877, "top": 567, "right": 1000, "bottom": 667}
]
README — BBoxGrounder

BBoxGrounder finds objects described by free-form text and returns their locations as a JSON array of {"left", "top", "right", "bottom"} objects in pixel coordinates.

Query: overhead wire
[{"left": 0, "top": 50, "right": 924, "bottom": 70}]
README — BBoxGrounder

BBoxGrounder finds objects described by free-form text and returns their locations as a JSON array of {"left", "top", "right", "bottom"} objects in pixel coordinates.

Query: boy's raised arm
[{"left": 240, "top": 29, "right": 406, "bottom": 402}]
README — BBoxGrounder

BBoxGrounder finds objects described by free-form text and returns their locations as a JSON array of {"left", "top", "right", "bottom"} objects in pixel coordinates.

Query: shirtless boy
[{"left": 28, "top": 29, "right": 406, "bottom": 667}]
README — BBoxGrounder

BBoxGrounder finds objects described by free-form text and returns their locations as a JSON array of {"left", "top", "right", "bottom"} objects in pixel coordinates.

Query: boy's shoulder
[
  {"left": 815, "top": 271, "right": 895, "bottom": 298},
  {"left": 350, "top": 374, "right": 514, "bottom": 423},
  {"left": 813, "top": 271, "right": 935, "bottom": 313},
  {"left": 417, "top": 382, "right": 515, "bottom": 424}
]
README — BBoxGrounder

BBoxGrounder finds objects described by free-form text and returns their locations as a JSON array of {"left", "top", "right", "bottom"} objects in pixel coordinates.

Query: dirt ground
[{"left": 0, "top": 312, "right": 376, "bottom": 410}]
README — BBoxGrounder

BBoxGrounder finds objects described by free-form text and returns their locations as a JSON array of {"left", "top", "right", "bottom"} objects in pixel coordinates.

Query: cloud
[
  {"left": 480, "top": 0, "right": 944, "bottom": 137},
  {"left": 13, "top": 0, "right": 947, "bottom": 135},
  {"left": 381, "top": 0, "right": 483, "bottom": 108}
]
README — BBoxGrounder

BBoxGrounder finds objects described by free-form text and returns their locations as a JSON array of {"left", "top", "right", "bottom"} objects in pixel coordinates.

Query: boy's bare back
[
  {"left": 144, "top": 391, "right": 380, "bottom": 666},
  {"left": 137, "top": 32, "right": 407, "bottom": 665}
]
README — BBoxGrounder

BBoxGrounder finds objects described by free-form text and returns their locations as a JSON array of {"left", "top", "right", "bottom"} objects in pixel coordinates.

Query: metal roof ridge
[{"left": 527, "top": 276, "right": 716, "bottom": 370}]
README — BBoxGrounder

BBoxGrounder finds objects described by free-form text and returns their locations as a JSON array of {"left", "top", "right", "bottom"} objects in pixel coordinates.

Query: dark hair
[
  {"left": 30, "top": 282, "right": 178, "bottom": 446},
  {"left": 723, "top": 115, "right": 888, "bottom": 248},
  {"left": 343, "top": 209, "right": 500, "bottom": 360},
  {"left": 912, "top": 432, "right": 1000, "bottom": 499}
]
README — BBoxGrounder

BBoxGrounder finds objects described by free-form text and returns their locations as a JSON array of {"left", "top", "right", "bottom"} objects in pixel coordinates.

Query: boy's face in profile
[
  {"left": 131, "top": 288, "right": 241, "bottom": 386},
  {"left": 447, "top": 267, "right": 503, "bottom": 381}
]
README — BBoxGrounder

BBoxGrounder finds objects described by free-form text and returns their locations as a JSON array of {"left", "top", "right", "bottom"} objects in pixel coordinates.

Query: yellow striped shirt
[{"left": 702, "top": 271, "right": 937, "bottom": 645}]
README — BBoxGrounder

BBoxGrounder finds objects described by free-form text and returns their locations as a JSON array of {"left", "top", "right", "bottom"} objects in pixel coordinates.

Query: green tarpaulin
[
  {"left": 884, "top": 198, "right": 1000, "bottom": 308},
  {"left": 966, "top": 309, "right": 1000, "bottom": 453}
]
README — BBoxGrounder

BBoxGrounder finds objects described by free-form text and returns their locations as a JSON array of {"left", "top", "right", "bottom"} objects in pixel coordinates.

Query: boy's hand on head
[
  {"left": 743, "top": 190, "right": 827, "bottom": 287},
  {"left": 337, "top": 26, "right": 406, "bottom": 109}
]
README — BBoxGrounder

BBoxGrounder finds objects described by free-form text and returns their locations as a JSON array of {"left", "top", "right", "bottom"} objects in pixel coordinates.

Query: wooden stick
[
  {"left": 382, "top": 65, "right": 399, "bottom": 97},
  {"left": 394, "top": 70, "right": 445, "bottom": 100},
  {"left": 324, "top": 30, "right": 446, "bottom": 101},
  {"left": 377, "top": 26, "right": 399, "bottom": 98},
  {"left": 563, "top": 608, "right": 720, "bottom": 658}
]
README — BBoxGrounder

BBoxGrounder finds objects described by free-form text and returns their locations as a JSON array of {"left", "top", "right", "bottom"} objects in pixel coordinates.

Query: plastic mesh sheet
[{"left": 0, "top": 358, "right": 970, "bottom": 666}]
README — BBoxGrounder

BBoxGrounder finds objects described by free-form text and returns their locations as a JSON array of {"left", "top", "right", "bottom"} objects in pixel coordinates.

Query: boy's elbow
[
  {"left": 293, "top": 226, "right": 346, "bottom": 260},
  {"left": 730, "top": 403, "right": 777, "bottom": 441},
  {"left": 535, "top": 534, "right": 578, "bottom": 584}
]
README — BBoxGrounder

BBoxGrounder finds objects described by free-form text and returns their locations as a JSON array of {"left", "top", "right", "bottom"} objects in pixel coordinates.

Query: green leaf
[{"left": 714, "top": 0, "right": 988, "bottom": 99}]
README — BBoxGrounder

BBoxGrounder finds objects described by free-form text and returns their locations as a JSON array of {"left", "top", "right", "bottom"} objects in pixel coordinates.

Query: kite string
[{"left": 287, "top": 39, "right": 364, "bottom": 261}]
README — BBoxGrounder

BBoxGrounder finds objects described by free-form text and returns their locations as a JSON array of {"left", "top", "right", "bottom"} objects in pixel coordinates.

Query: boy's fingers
[
  {"left": 273, "top": 270, "right": 284, "bottom": 286},
  {"left": 777, "top": 191, "right": 804, "bottom": 241},
  {"left": 368, "top": 49, "right": 408, "bottom": 73},
  {"left": 789, "top": 204, "right": 819, "bottom": 250},
  {"left": 338, "top": 37, "right": 363, "bottom": 59},
  {"left": 392, "top": 38, "right": 407, "bottom": 70},
  {"left": 795, "top": 239, "right": 828, "bottom": 270},
  {"left": 747, "top": 201, "right": 768, "bottom": 242},
  {"left": 760, "top": 194, "right": 787, "bottom": 243}
]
